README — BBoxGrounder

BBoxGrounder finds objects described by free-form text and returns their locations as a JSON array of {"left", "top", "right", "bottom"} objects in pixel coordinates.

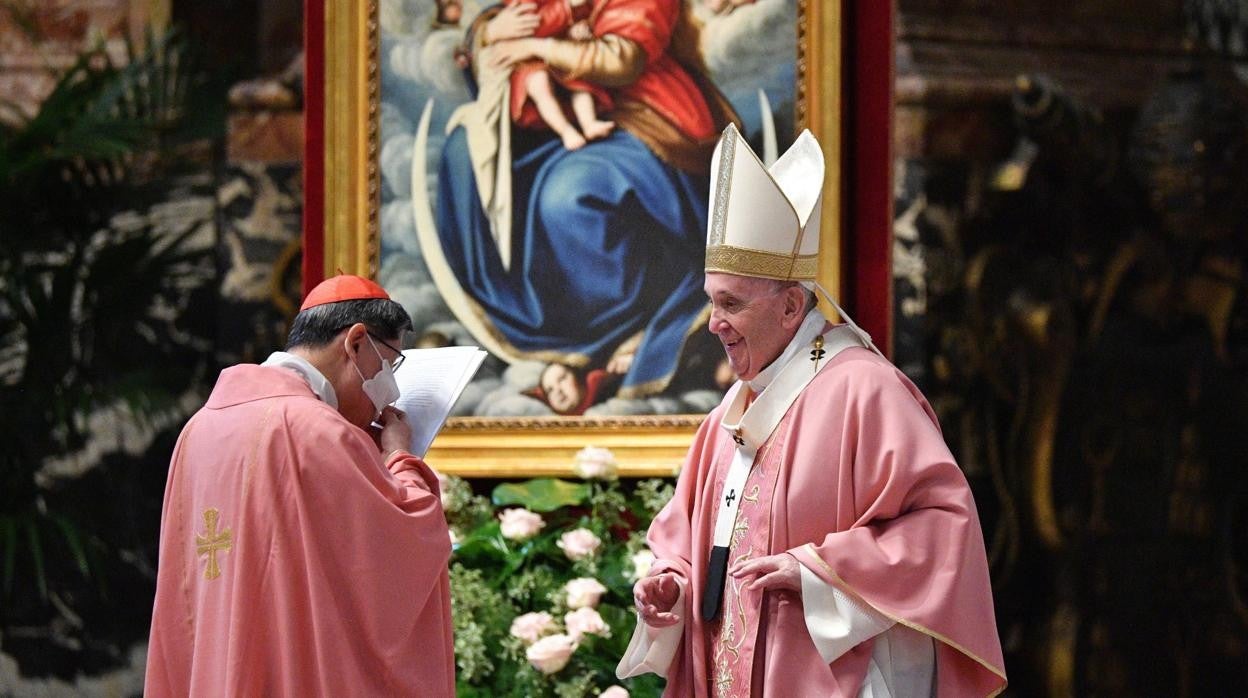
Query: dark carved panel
[{"left": 895, "top": 51, "right": 1248, "bottom": 693}]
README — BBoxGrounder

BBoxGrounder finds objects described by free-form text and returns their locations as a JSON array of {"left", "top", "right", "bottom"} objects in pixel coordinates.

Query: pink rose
[
  {"left": 498, "top": 508, "right": 545, "bottom": 541},
  {"left": 525, "top": 633, "right": 576, "bottom": 674},
  {"left": 600, "top": 687, "right": 630, "bottom": 698},
  {"left": 565, "top": 577, "right": 608, "bottom": 609},
  {"left": 627, "top": 549, "right": 655, "bottom": 581},
  {"left": 509, "top": 611, "right": 556, "bottom": 645},
  {"left": 573, "top": 445, "right": 618, "bottom": 480},
  {"left": 557, "top": 528, "right": 601, "bottom": 560},
  {"left": 564, "top": 607, "right": 609, "bottom": 642}
]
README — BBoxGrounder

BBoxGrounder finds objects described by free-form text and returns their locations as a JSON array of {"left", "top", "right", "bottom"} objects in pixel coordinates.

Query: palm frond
[
  {"left": 1, "top": 516, "right": 16, "bottom": 597},
  {"left": 25, "top": 518, "right": 46, "bottom": 601}
]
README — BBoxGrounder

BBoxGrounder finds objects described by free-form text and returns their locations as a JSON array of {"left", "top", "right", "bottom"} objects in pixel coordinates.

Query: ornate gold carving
[
  {"left": 195, "top": 508, "right": 232, "bottom": 581},
  {"left": 705, "top": 245, "right": 818, "bottom": 281},
  {"left": 427, "top": 415, "right": 706, "bottom": 477},
  {"left": 440, "top": 415, "right": 705, "bottom": 431},
  {"left": 795, "top": 0, "right": 842, "bottom": 297},
  {"left": 321, "top": 0, "right": 842, "bottom": 477},
  {"left": 323, "top": 0, "right": 381, "bottom": 278}
]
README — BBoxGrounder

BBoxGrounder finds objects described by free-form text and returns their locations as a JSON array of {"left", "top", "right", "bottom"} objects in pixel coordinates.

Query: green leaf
[
  {"left": 1, "top": 517, "right": 16, "bottom": 597},
  {"left": 26, "top": 519, "right": 46, "bottom": 600},
  {"left": 51, "top": 514, "right": 90, "bottom": 578},
  {"left": 491, "top": 478, "right": 590, "bottom": 513},
  {"left": 452, "top": 521, "right": 509, "bottom": 566}
]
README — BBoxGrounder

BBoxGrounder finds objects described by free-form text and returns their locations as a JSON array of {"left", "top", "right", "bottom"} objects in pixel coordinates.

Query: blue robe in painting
[{"left": 436, "top": 126, "right": 710, "bottom": 398}]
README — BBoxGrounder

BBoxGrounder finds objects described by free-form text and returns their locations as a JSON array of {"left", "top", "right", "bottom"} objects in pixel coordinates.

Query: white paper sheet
[{"left": 392, "top": 346, "right": 487, "bottom": 457}]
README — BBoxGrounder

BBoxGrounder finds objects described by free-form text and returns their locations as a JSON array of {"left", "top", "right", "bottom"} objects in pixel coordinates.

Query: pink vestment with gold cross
[{"left": 145, "top": 364, "right": 455, "bottom": 696}]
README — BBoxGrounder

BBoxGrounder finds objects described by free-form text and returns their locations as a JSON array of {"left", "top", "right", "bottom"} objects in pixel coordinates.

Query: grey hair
[{"left": 764, "top": 279, "right": 818, "bottom": 315}]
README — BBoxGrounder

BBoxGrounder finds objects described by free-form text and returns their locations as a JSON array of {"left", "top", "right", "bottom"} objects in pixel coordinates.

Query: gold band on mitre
[
  {"left": 705, "top": 244, "right": 819, "bottom": 281},
  {"left": 703, "top": 125, "right": 825, "bottom": 284}
]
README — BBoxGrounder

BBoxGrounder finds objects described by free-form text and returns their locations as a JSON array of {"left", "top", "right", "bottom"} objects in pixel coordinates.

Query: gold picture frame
[{"left": 314, "top": 0, "right": 842, "bottom": 478}]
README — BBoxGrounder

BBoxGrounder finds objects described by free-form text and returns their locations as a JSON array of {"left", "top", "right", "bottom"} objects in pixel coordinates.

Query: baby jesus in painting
[{"left": 504, "top": 0, "right": 615, "bottom": 150}]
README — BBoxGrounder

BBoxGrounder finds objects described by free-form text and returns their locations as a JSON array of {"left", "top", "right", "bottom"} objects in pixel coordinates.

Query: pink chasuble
[
  {"left": 643, "top": 347, "right": 1007, "bottom": 697},
  {"left": 145, "top": 365, "right": 455, "bottom": 696}
]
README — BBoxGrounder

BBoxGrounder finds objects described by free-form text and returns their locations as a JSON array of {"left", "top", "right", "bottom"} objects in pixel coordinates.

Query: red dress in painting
[
  {"left": 506, "top": 0, "right": 717, "bottom": 145},
  {"left": 507, "top": 0, "right": 614, "bottom": 129}
]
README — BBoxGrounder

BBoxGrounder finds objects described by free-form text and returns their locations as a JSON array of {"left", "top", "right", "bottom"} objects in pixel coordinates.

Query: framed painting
[{"left": 303, "top": 0, "right": 892, "bottom": 477}]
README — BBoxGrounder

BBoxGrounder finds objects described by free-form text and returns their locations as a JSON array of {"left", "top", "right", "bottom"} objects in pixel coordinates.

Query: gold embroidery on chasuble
[
  {"left": 187, "top": 404, "right": 273, "bottom": 585},
  {"left": 710, "top": 433, "right": 785, "bottom": 698},
  {"left": 196, "top": 508, "right": 233, "bottom": 581}
]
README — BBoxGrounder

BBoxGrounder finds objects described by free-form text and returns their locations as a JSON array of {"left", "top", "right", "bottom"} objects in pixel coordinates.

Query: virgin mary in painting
[{"left": 378, "top": 0, "right": 796, "bottom": 416}]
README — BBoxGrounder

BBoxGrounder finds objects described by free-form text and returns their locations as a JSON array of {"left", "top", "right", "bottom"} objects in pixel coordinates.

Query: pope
[{"left": 617, "top": 126, "right": 1007, "bottom": 696}]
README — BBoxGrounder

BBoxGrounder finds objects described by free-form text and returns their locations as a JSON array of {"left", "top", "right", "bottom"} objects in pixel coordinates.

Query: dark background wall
[{"left": 894, "top": 1, "right": 1248, "bottom": 694}]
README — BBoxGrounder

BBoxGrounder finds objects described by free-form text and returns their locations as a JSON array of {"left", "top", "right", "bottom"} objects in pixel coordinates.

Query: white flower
[
  {"left": 509, "top": 611, "right": 556, "bottom": 645},
  {"left": 498, "top": 508, "right": 545, "bottom": 541},
  {"left": 600, "top": 687, "right": 630, "bottom": 698},
  {"left": 565, "top": 577, "right": 608, "bottom": 609},
  {"left": 526, "top": 633, "right": 577, "bottom": 674},
  {"left": 435, "top": 470, "right": 454, "bottom": 511},
  {"left": 564, "top": 607, "right": 610, "bottom": 642},
  {"left": 557, "top": 528, "right": 602, "bottom": 560},
  {"left": 449, "top": 528, "right": 461, "bottom": 546},
  {"left": 626, "top": 549, "right": 656, "bottom": 582},
  {"left": 573, "top": 445, "right": 618, "bottom": 480}
]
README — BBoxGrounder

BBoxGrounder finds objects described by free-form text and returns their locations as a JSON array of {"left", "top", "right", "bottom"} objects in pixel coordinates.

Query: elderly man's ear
[{"left": 782, "top": 286, "right": 808, "bottom": 328}]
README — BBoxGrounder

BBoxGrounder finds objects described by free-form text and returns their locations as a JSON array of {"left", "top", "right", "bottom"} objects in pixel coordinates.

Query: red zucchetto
[{"left": 299, "top": 275, "right": 390, "bottom": 311}]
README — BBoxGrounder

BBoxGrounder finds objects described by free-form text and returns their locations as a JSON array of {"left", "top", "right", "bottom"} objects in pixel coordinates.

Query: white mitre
[
  {"left": 704, "top": 124, "right": 880, "bottom": 354},
  {"left": 705, "top": 124, "right": 823, "bottom": 282}
]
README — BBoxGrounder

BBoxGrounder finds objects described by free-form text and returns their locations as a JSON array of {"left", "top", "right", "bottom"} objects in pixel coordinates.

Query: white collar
[
  {"left": 746, "top": 309, "right": 828, "bottom": 393},
  {"left": 261, "top": 351, "right": 338, "bottom": 409}
]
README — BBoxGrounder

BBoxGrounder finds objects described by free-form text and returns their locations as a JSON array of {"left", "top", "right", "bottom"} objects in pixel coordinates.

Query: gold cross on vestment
[{"left": 195, "top": 508, "right": 232, "bottom": 581}]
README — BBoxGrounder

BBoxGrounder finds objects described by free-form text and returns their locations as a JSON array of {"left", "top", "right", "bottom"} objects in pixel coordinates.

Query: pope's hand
[
  {"left": 730, "top": 553, "right": 801, "bottom": 594},
  {"left": 377, "top": 406, "right": 412, "bottom": 456},
  {"left": 633, "top": 573, "right": 681, "bottom": 627}
]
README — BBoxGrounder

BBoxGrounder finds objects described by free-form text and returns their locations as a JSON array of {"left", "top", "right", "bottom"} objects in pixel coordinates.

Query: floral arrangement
[{"left": 440, "top": 446, "right": 674, "bottom": 697}]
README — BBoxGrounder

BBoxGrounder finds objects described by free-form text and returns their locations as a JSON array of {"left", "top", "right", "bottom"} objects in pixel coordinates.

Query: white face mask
[{"left": 351, "top": 335, "right": 401, "bottom": 419}]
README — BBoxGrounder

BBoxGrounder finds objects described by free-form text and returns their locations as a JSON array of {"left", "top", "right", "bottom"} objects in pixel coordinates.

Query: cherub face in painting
[{"left": 540, "top": 363, "right": 583, "bottom": 414}]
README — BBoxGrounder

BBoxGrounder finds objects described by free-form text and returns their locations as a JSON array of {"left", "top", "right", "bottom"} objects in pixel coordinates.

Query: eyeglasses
[{"left": 367, "top": 332, "right": 405, "bottom": 371}]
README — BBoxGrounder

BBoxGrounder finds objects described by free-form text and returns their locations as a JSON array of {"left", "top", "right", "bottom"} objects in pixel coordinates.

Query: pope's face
[{"left": 704, "top": 273, "right": 802, "bottom": 382}]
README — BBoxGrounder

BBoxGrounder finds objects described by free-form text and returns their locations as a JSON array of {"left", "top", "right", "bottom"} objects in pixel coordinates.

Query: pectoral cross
[
  {"left": 724, "top": 489, "right": 737, "bottom": 508},
  {"left": 195, "top": 508, "right": 232, "bottom": 581}
]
